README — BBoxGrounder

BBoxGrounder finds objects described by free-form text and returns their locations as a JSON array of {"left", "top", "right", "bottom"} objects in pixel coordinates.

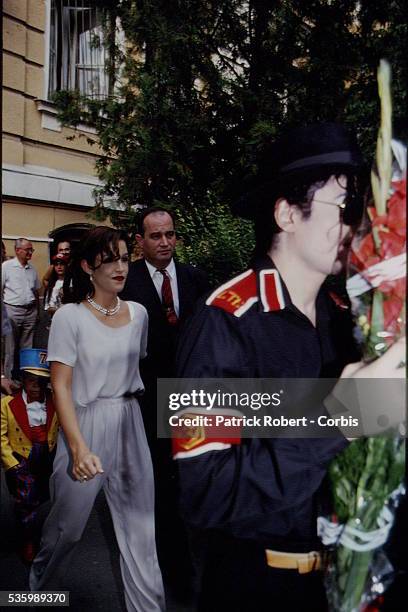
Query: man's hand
[
  {"left": 341, "top": 337, "right": 405, "bottom": 379},
  {"left": 335, "top": 338, "right": 406, "bottom": 438}
]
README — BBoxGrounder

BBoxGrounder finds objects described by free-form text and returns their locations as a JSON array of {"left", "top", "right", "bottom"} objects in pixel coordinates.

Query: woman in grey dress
[{"left": 30, "top": 227, "right": 165, "bottom": 612}]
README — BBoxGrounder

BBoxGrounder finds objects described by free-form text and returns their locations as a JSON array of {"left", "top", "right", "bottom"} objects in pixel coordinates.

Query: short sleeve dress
[{"left": 47, "top": 301, "right": 148, "bottom": 407}]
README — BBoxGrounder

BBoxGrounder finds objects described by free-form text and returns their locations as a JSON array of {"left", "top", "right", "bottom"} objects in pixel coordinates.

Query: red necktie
[{"left": 158, "top": 269, "right": 178, "bottom": 325}]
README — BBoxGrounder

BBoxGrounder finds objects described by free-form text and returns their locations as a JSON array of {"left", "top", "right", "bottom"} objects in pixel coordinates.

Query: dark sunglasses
[{"left": 313, "top": 195, "right": 363, "bottom": 227}]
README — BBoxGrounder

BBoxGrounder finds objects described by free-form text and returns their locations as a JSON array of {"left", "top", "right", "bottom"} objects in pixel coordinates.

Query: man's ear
[
  {"left": 80, "top": 259, "right": 92, "bottom": 276},
  {"left": 135, "top": 233, "right": 144, "bottom": 246},
  {"left": 274, "top": 198, "right": 299, "bottom": 233}
]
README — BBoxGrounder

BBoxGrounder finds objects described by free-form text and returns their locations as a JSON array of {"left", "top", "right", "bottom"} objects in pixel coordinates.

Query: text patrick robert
[{"left": 169, "top": 413, "right": 358, "bottom": 429}]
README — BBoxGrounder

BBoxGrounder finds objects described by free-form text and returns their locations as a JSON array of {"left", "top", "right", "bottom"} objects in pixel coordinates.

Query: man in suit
[
  {"left": 122, "top": 207, "right": 208, "bottom": 425},
  {"left": 120, "top": 206, "right": 209, "bottom": 600}
]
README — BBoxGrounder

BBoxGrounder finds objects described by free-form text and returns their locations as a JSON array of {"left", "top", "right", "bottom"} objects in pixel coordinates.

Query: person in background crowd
[
  {"left": 1, "top": 242, "right": 18, "bottom": 395},
  {"left": 2, "top": 239, "right": 40, "bottom": 381},
  {"left": 42, "top": 241, "right": 71, "bottom": 291},
  {"left": 173, "top": 123, "right": 405, "bottom": 611},
  {"left": 30, "top": 227, "right": 165, "bottom": 612},
  {"left": 1, "top": 348, "right": 58, "bottom": 564},
  {"left": 2, "top": 240, "right": 10, "bottom": 261},
  {"left": 120, "top": 206, "right": 209, "bottom": 600},
  {"left": 44, "top": 254, "right": 68, "bottom": 315},
  {"left": 1, "top": 303, "right": 19, "bottom": 396},
  {"left": 32, "top": 253, "right": 70, "bottom": 349}
]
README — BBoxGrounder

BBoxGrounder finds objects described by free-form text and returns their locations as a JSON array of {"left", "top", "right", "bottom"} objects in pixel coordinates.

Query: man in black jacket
[
  {"left": 121, "top": 206, "right": 209, "bottom": 437},
  {"left": 121, "top": 206, "right": 209, "bottom": 599},
  {"left": 173, "top": 123, "right": 405, "bottom": 611}
]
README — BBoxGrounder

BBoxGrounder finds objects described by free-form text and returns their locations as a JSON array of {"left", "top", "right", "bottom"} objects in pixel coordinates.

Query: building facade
[{"left": 2, "top": 0, "right": 109, "bottom": 275}]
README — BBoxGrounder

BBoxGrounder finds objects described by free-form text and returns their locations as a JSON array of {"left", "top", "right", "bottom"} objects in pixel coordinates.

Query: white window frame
[
  {"left": 44, "top": 0, "right": 114, "bottom": 101},
  {"left": 43, "top": 0, "right": 52, "bottom": 101}
]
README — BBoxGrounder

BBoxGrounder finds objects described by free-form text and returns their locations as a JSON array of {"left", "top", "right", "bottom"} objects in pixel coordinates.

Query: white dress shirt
[
  {"left": 22, "top": 389, "right": 47, "bottom": 427},
  {"left": 2, "top": 258, "right": 40, "bottom": 306},
  {"left": 44, "top": 279, "right": 64, "bottom": 311},
  {"left": 144, "top": 259, "right": 180, "bottom": 316}
]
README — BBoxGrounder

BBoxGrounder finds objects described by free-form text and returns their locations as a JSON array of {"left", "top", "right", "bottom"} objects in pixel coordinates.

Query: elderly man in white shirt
[{"left": 2, "top": 238, "right": 40, "bottom": 380}]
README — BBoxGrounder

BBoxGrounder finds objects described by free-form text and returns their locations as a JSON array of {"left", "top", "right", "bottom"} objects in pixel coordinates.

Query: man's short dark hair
[
  {"left": 252, "top": 167, "right": 365, "bottom": 257},
  {"left": 138, "top": 207, "right": 176, "bottom": 236}
]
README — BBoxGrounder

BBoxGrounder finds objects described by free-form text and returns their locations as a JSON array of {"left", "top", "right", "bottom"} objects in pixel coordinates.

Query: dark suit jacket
[{"left": 121, "top": 258, "right": 209, "bottom": 382}]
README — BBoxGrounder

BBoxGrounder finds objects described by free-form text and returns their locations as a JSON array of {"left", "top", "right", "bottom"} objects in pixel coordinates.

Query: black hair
[
  {"left": 252, "top": 165, "right": 366, "bottom": 258},
  {"left": 137, "top": 207, "right": 176, "bottom": 236},
  {"left": 45, "top": 261, "right": 67, "bottom": 304},
  {"left": 21, "top": 371, "right": 49, "bottom": 386},
  {"left": 63, "top": 226, "right": 129, "bottom": 304}
]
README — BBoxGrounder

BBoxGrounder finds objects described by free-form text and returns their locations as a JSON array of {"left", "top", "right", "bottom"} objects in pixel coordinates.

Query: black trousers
[
  {"left": 198, "top": 534, "right": 328, "bottom": 612},
  {"left": 140, "top": 390, "right": 194, "bottom": 601}
]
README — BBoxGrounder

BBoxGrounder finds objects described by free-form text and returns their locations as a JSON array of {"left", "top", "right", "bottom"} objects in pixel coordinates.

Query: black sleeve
[
  {"left": 175, "top": 305, "right": 348, "bottom": 534},
  {"left": 176, "top": 303, "right": 251, "bottom": 378},
  {"left": 194, "top": 267, "right": 212, "bottom": 297}
]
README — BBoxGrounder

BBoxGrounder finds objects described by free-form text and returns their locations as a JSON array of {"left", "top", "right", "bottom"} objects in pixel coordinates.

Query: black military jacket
[{"left": 174, "top": 256, "right": 359, "bottom": 552}]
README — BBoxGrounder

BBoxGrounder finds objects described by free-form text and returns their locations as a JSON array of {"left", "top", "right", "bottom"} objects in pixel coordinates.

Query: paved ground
[
  {"left": 0, "top": 470, "right": 194, "bottom": 612},
  {"left": 1, "top": 468, "right": 407, "bottom": 612}
]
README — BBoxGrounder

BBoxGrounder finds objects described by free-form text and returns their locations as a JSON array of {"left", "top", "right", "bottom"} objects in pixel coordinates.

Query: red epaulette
[
  {"left": 206, "top": 269, "right": 258, "bottom": 316},
  {"left": 328, "top": 290, "right": 349, "bottom": 310},
  {"left": 206, "top": 268, "right": 285, "bottom": 317}
]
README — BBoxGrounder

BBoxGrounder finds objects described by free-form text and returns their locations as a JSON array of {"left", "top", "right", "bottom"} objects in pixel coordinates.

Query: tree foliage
[{"left": 54, "top": 0, "right": 408, "bottom": 282}]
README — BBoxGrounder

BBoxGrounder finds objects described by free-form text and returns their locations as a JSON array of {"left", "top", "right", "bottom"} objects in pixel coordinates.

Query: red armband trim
[{"left": 171, "top": 409, "right": 243, "bottom": 459}]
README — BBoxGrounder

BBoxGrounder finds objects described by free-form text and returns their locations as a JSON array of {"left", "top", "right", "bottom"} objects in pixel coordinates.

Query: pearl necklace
[{"left": 86, "top": 296, "right": 121, "bottom": 316}]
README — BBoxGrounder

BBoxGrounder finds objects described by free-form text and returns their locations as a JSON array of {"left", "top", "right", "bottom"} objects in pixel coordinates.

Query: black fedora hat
[{"left": 234, "top": 122, "right": 365, "bottom": 219}]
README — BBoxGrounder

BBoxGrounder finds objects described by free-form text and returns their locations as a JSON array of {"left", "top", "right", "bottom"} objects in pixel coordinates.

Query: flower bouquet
[{"left": 321, "top": 60, "right": 406, "bottom": 612}]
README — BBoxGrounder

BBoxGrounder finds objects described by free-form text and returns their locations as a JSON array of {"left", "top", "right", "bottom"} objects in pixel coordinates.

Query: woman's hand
[
  {"left": 51, "top": 362, "right": 105, "bottom": 483},
  {"left": 72, "top": 448, "right": 104, "bottom": 482}
]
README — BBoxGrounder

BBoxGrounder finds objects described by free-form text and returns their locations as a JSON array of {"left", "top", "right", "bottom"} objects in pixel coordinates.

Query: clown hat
[{"left": 20, "top": 348, "right": 50, "bottom": 378}]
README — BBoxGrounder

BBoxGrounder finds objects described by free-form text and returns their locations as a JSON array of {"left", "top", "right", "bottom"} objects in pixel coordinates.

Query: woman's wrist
[{"left": 69, "top": 440, "right": 90, "bottom": 459}]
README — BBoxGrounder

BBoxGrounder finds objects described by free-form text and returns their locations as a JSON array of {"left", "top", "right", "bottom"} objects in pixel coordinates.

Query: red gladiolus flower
[
  {"left": 383, "top": 294, "right": 404, "bottom": 333},
  {"left": 378, "top": 231, "right": 405, "bottom": 259},
  {"left": 379, "top": 277, "right": 405, "bottom": 298},
  {"left": 351, "top": 234, "right": 380, "bottom": 270}
]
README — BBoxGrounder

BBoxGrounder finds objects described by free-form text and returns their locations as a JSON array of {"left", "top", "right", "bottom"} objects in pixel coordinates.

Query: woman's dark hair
[
  {"left": 45, "top": 264, "right": 66, "bottom": 304},
  {"left": 252, "top": 165, "right": 366, "bottom": 259},
  {"left": 63, "top": 226, "right": 129, "bottom": 304}
]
